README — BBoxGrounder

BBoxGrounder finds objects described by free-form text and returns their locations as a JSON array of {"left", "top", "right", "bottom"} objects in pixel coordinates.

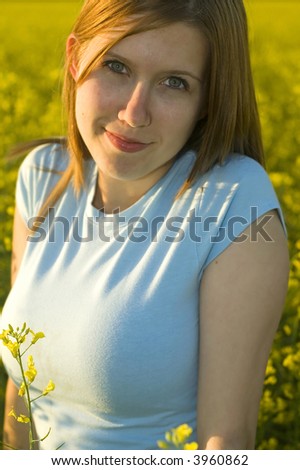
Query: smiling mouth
[{"left": 105, "top": 130, "right": 152, "bottom": 153}]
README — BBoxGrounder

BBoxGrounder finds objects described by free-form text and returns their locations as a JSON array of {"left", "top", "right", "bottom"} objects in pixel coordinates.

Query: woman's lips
[{"left": 105, "top": 130, "right": 151, "bottom": 153}]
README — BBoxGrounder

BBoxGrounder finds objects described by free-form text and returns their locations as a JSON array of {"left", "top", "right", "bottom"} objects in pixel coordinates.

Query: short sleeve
[
  {"left": 14, "top": 143, "right": 68, "bottom": 225},
  {"left": 198, "top": 155, "right": 288, "bottom": 271},
  {"left": 15, "top": 156, "right": 33, "bottom": 223}
]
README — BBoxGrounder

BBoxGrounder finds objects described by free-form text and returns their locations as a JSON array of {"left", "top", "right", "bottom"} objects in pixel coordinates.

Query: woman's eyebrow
[{"left": 103, "top": 51, "right": 204, "bottom": 82}]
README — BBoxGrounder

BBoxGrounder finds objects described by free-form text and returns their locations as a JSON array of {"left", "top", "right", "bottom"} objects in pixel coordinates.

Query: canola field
[{"left": 0, "top": 1, "right": 299, "bottom": 449}]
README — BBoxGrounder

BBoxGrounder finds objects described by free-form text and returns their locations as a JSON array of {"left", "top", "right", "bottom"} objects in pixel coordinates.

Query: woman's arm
[
  {"left": 3, "top": 379, "right": 31, "bottom": 449},
  {"left": 197, "top": 210, "right": 290, "bottom": 449},
  {"left": 3, "top": 207, "right": 32, "bottom": 450}
]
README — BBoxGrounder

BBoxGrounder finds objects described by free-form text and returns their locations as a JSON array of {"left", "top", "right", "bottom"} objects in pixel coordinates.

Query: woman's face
[{"left": 71, "top": 22, "right": 209, "bottom": 188}]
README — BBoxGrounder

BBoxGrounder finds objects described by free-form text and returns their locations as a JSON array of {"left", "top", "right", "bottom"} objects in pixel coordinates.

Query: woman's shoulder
[
  {"left": 197, "top": 152, "right": 278, "bottom": 207},
  {"left": 19, "top": 141, "right": 69, "bottom": 175},
  {"left": 211, "top": 153, "right": 268, "bottom": 182},
  {"left": 197, "top": 153, "right": 287, "bottom": 270},
  {"left": 15, "top": 142, "right": 72, "bottom": 223},
  {"left": 197, "top": 153, "right": 274, "bottom": 199}
]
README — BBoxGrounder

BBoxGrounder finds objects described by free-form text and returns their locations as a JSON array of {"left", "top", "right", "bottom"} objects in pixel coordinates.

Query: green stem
[
  {"left": 30, "top": 393, "right": 45, "bottom": 403},
  {"left": 17, "top": 350, "right": 34, "bottom": 450},
  {"left": 20, "top": 343, "right": 33, "bottom": 358}
]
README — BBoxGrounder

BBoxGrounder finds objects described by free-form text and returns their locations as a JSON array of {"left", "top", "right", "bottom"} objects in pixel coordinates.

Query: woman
[{"left": 1, "top": 0, "right": 289, "bottom": 450}]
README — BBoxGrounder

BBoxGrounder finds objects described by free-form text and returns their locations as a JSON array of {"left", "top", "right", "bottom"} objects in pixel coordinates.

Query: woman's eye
[
  {"left": 164, "top": 77, "right": 189, "bottom": 90},
  {"left": 104, "top": 60, "right": 127, "bottom": 74}
]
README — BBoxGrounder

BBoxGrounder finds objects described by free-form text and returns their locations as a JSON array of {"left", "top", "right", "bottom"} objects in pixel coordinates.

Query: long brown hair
[{"left": 17, "top": 0, "right": 264, "bottom": 217}]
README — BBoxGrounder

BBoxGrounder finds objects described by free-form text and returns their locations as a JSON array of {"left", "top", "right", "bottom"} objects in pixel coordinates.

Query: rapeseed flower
[
  {"left": 43, "top": 380, "right": 55, "bottom": 396},
  {"left": 0, "top": 324, "right": 56, "bottom": 449},
  {"left": 8, "top": 408, "right": 30, "bottom": 424},
  {"left": 157, "top": 424, "right": 198, "bottom": 450},
  {"left": 31, "top": 331, "right": 45, "bottom": 344},
  {"left": 25, "top": 355, "right": 37, "bottom": 383},
  {"left": 18, "top": 382, "right": 26, "bottom": 397}
]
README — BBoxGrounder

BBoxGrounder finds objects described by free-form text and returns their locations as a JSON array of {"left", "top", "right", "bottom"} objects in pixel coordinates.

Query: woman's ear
[{"left": 66, "top": 34, "right": 79, "bottom": 81}]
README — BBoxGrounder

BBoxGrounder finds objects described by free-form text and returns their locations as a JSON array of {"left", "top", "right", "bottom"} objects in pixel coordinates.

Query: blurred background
[{"left": 0, "top": 1, "right": 299, "bottom": 449}]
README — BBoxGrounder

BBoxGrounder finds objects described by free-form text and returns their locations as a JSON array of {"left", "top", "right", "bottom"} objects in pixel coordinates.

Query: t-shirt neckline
[{"left": 84, "top": 151, "right": 196, "bottom": 223}]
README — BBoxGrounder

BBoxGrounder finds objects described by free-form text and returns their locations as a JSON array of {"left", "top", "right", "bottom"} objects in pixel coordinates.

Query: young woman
[{"left": 1, "top": 0, "right": 289, "bottom": 450}]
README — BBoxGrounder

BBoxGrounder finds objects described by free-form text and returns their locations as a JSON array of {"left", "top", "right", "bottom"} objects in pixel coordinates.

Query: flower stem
[
  {"left": 20, "top": 343, "right": 33, "bottom": 358},
  {"left": 17, "top": 350, "right": 35, "bottom": 450},
  {"left": 30, "top": 393, "right": 44, "bottom": 403}
]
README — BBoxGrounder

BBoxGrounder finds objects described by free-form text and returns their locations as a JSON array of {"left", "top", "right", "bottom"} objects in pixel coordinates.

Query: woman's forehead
[{"left": 80, "top": 22, "right": 209, "bottom": 76}]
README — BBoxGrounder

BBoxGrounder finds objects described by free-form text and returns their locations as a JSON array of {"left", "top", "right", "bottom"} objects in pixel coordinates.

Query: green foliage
[
  {"left": 246, "top": 3, "right": 300, "bottom": 449},
  {"left": 0, "top": 1, "right": 299, "bottom": 449},
  {"left": 0, "top": 1, "right": 80, "bottom": 444}
]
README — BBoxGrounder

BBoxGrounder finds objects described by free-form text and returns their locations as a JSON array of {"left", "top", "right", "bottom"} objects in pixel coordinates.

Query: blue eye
[
  {"left": 104, "top": 60, "right": 127, "bottom": 74},
  {"left": 164, "top": 77, "right": 189, "bottom": 90}
]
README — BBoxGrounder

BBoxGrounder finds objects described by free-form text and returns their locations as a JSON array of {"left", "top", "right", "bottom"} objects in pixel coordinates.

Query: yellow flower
[
  {"left": 172, "top": 424, "right": 193, "bottom": 445},
  {"left": 158, "top": 424, "right": 196, "bottom": 450},
  {"left": 18, "top": 382, "right": 26, "bottom": 397},
  {"left": 274, "top": 412, "right": 287, "bottom": 425},
  {"left": 25, "top": 369, "right": 37, "bottom": 383},
  {"left": 283, "top": 353, "right": 300, "bottom": 374},
  {"left": 0, "top": 329, "right": 9, "bottom": 341},
  {"left": 265, "top": 362, "right": 276, "bottom": 376},
  {"left": 24, "top": 355, "right": 37, "bottom": 383},
  {"left": 264, "top": 375, "right": 277, "bottom": 385},
  {"left": 17, "top": 415, "right": 30, "bottom": 424},
  {"left": 6, "top": 340, "right": 20, "bottom": 358},
  {"left": 8, "top": 409, "right": 30, "bottom": 424},
  {"left": 8, "top": 408, "right": 17, "bottom": 420},
  {"left": 27, "top": 355, "right": 35, "bottom": 368},
  {"left": 184, "top": 442, "right": 199, "bottom": 450},
  {"left": 276, "top": 397, "right": 287, "bottom": 412},
  {"left": 282, "top": 383, "right": 294, "bottom": 400},
  {"left": 4, "top": 236, "right": 12, "bottom": 252},
  {"left": 268, "top": 438, "right": 278, "bottom": 450},
  {"left": 6, "top": 206, "right": 15, "bottom": 217},
  {"left": 283, "top": 325, "right": 292, "bottom": 336},
  {"left": 31, "top": 331, "right": 45, "bottom": 344},
  {"left": 43, "top": 380, "right": 55, "bottom": 396},
  {"left": 2, "top": 324, "right": 56, "bottom": 448},
  {"left": 157, "top": 440, "right": 170, "bottom": 449}
]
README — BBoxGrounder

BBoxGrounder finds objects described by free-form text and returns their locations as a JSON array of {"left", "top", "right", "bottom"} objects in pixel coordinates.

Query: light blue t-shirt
[{"left": 1, "top": 144, "right": 287, "bottom": 450}]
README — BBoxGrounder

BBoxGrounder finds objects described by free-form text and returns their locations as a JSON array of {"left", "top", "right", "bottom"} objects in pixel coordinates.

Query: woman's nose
[{"left": 118, "top": 82, "right": 152, "bottom": 128}]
